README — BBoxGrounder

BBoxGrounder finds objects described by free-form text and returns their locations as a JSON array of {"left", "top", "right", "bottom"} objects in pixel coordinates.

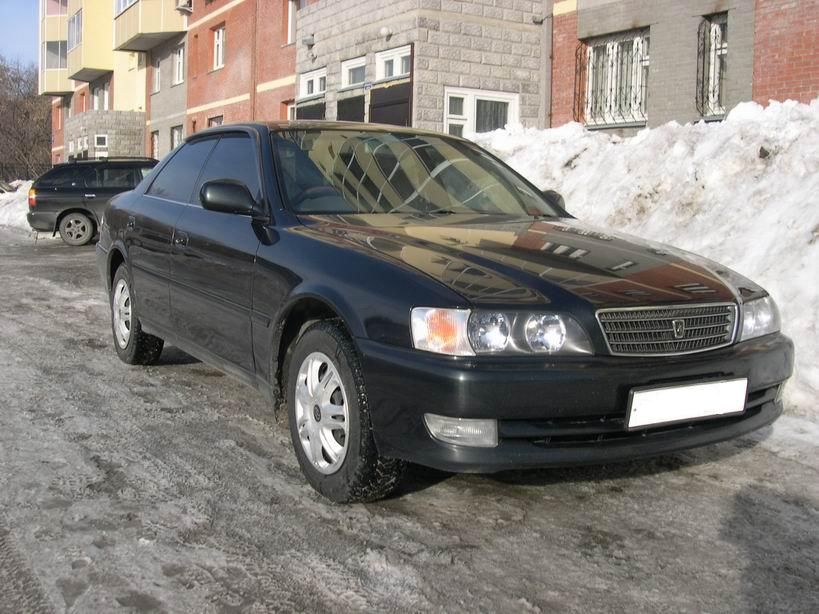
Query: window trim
[
  {"left": 298, "top": 67, "right": 327, "bottom": 100},
  {"left": 286, "top": 0, "right": 298, "bottom": 45},
  {"left": 340, "top": 56, "right": 366, "bottom": 89},
  {"left": 697, "top": 13, "right": 728, "bottom": 119},
  {"left": 443, "top": 87, "right": 520, "bottom": 136},
  {"left": 152, "top": 55, "right": 161, "bottom": 93},
  {"left": 114, "top": 0, "right": 138, "bottom": 17},
  {"left": 95, "top": 134, "right": 108, "bottom": 148},
  {"left": 375, "top": 45, "right": 411, "bottom": 81},
  {"left": 170, "top": 125, "right": 184, "bottom": 149},
  {"left": 67, "top": 9, "right": 82, "bottom": 51}
]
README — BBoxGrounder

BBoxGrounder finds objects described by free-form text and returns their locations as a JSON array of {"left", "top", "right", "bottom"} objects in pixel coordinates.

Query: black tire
[
  {"left": 285, "top": 321, "right": 405, "bottom": 503},
  {"left": 110, "top": 264, "right": 164, "bottom": 365},
  {"left": 58, "top": 212, "right": 94, "bottom": 246}
]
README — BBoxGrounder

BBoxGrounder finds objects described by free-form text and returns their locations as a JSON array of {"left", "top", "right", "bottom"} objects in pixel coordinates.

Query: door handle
[
  {"left": 84, "top": 193, "right": 97, "bottom": 198},
  {"left": 173, "top": 232, "right": 189, "bottom": 248},
  {"left": 126, "top": 216, "right": 136, "bottom": 230}
]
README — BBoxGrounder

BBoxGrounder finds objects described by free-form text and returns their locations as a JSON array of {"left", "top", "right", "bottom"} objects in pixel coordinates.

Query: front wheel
[
  {"left": 286, "top": 321, "right": 405, "bottom": 503},
  {"left": 58, "top": 212, "right": 94, "bottom": 246},
  {"left": 110, "top": 264, "right": 164, "bottom": 365}
]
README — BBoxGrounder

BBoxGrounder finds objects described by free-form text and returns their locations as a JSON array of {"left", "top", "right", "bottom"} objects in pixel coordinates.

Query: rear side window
[
  {"left": 99, "top": 166, "right": 138, "bottom": 189},
  {"left": 193, "top": 134, "right": 261, "bottom": 205},
  {"left": 37, "top": 167, "right": 88, "bottom": 188},
  {"left": 147, "top": 139, "right": 217, "bottom": 203}
]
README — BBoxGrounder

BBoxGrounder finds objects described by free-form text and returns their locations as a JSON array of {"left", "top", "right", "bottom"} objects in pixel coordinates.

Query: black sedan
[{"left": 96, "top": 122, "right": 793, "bottom": 503}]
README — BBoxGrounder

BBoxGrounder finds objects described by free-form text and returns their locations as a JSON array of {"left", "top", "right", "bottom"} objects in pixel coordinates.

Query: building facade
[{"left": 39, "top": 0, "right": 818, "bottom": 164}]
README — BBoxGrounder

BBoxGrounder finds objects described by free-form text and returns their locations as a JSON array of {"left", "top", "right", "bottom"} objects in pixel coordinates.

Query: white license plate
[{"left": 626, "top": 378, "right": 748, "bottom": 430}]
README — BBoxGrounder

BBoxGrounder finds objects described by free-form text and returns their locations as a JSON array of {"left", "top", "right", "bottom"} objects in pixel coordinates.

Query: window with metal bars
[
  {"left": 574, "top": 29, "right": 650, "bottom": 127},
  {"left": 697, "top": 13, "right": 728, "bottom": 119}
]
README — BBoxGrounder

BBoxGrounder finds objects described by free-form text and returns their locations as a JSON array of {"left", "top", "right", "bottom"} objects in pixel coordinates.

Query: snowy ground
[
  {"left": 0, "top": 230, "right": 818, "bottom": 612},
  {"left": 475, "top": 98, "right": 819, "bottom": 417}
]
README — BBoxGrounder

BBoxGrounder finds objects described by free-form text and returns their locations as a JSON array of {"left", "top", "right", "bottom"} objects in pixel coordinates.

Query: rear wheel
[
  {"left": 111, "top": 265, "right": 164, "bottom": 365},
  {"left": 58, "top": 212, "right": 94, "bottom": 246},
  {"left": 286, "top": 321, "right": 405, "bottom": 503}
]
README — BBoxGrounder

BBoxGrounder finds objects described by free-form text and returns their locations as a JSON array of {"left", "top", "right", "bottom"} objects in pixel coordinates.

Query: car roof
[{"left": 50, "top": 157, "right": 158, "bottom": 169}]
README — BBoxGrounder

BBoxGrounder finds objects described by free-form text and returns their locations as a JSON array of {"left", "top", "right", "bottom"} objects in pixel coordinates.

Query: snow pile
[
  {"left": 0, "top": 180, "right": 33, "bottom": 233},
  {"left": 475, "top": 99, "right": 819, "bottom": 416}
]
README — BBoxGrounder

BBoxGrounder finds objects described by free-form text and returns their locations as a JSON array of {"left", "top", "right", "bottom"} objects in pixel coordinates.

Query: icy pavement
[{"left": 0, "top": 229, "right": 817, "bottom": 613}]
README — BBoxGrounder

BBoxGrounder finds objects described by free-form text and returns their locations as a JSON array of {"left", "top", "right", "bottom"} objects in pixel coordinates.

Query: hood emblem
[{"left": 672, "top": 319, "right": 686, "bottom": 339}]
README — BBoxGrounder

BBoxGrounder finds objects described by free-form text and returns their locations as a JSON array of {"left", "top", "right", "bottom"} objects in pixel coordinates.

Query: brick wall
[
  {"left": 550, "top": 10, "right": 577, "bottom": 127},
  {"left": 65, "top": 110, "right": 146, "bottom": 159},
  {"left": 753, "top": 0, "right": 819, "bottom": 104}
]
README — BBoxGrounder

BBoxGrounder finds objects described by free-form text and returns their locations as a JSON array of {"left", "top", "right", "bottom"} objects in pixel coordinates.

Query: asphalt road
[{"left": 0, "top": 228, "right": 817, "bottom": 613}]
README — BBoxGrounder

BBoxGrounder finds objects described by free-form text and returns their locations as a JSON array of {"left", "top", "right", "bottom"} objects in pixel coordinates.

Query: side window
[
  {"left": 100, "top": 166, "right": 137, "bottom": 189},
  {"left": 194, "top": 134, "right": 261, "bottom": 205},
  {"left": 147, "top": 139, "right": 217, "bottom": 202},
  {"left": 37, "top": 167, "right": 81, "bottom": 188}
]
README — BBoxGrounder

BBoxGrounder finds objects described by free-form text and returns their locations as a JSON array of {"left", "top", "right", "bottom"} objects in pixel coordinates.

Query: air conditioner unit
[{"left": 176, "top": 0, "right": 192, "bottom": 13}]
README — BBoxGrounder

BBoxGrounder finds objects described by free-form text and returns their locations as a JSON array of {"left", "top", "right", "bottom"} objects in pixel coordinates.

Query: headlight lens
[
  {"left": 525, "top": 314, "right": 566, "bottom": 353},
  {"left": 740, "top": 296, "right": 780, "bottom": 341},
  {"left": 467, "top": 312, "right": 510, "bottom": 352},
  {"left": 411, "top": 308, "right": 593, "bottom": 356}
]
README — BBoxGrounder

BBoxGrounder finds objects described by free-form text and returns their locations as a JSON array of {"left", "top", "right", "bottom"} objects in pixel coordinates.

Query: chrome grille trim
[{"left": 596, "top": 303, "right": 738, "bottom": 357}]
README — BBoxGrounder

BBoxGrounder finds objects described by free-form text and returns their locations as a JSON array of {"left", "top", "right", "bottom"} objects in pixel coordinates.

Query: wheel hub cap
[
  {"left": 112, "top": 279, "right": 131, "bottom": 349},
  {"left": 295, "top": 352, "right": 350, "bottom": 475}
]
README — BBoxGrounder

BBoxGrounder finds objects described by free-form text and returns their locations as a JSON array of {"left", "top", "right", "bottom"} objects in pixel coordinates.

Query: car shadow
[
  {"left": 391, "top": 427, "right": 773, "bottom": 497},
  {"left": 157, "top": 345, "right": 201, "bottom": 366}
]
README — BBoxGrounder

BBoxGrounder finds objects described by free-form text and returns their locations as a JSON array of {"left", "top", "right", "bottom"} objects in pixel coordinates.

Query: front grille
[{"left": 597, "top": 303, "right": 737, "bottom": 356}]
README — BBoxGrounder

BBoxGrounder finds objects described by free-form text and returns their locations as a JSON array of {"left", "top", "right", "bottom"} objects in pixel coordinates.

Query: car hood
[{"left": 298, "top": 213, "right": 763, "bottom": 308}]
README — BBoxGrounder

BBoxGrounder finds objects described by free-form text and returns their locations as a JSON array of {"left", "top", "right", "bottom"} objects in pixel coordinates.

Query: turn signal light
[{"left": 28, "top": 189, "right": 36, "bottom": 208}]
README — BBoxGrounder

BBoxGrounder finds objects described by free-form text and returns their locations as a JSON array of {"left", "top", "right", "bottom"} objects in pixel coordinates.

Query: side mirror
[
  {"left": 200, "top": 180, "right": 257, "bottom": 215},
  {"left": 541, "top": 189, "right": 566, "bottom": 211}
]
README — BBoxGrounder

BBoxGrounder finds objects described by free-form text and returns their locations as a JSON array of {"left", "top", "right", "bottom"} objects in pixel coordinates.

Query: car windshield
[{"left": 272, "top": 128, "right": 561, "bottom": 217}]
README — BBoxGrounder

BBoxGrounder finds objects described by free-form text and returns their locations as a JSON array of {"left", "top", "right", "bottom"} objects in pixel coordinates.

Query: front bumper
[
  {"left": 27, "top": 210, "right": 58, "bottom": 232},
  {"left": 358, "top": 333, "right": 794, "bottom": 473}
]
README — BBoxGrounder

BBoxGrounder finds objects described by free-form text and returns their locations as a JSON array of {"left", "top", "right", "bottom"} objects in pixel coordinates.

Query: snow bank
[
  {"left": 0, "top": 181, "right": 34, "bottom": 234},
  {"left": 475, "top": 99, "right": 819, "bottom": 417}
]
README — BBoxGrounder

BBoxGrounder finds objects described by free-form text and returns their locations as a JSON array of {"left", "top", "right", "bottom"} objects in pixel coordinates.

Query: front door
[
  {"left": 170, "top": 133, "right": 264, "bottom": 374},
  {"left": 129, "top": 139, "right": 217, "bottom": 331}
]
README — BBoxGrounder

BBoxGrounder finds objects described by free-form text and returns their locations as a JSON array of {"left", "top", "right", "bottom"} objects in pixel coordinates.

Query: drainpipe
[
  {"left": 250, "top": 0, "right": 259, "bottom": 120},
  {"left": 542, "top": 0, "right": 554, "bottom": 128}
]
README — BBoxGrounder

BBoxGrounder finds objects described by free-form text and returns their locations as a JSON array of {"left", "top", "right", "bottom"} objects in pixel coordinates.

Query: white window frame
[
  {"left": 43, "top": 40, "right": 67, "bottom": 70},
  {"left": 150, "top": 131, "right": 159, "bottom": 158},
  {"left": 298, "top": 67, "right": 327, "bottom": 99},
  {"left": 67, "top": 9, "right": 82, "bottom": 51},
  {"left": 170, "top": 125, "right": 184, "bottom": 149},
  {"left": 375, "top": 45, "right": 411, "bottom": 81},
  {"left": 340, "top": 56, "right": 366, "bottom": 88},
  {"left": 172, "top": 45, "right": 185, "bottom": 85},
  {"left": 68, "top": 140, "right": 75, "bottom": 154},
  {"left": 92, "top": 80, "right": 109, "bottom": 111},
  {"left": 287, "top": 0, "right": 298, "bottom": 45},
  {"left": 213, "top": 27, "right": 225, "bottom": 70},
  {"left": 443, "top": 87, "right": 519, "bottom": 136},
  {"left": 152, "top": 55, "right": 161, "bottom": 93},
  {"left": 95, "top": 134, "right": 108, "bottom": 149},
  {"left": 115, "top": 0, "right": 138, "bottom": 16},
  {"left": 286, "top": 103, "right": 296, "bottom": 120},
  {"left": 584, "top": 30, "right": 650, "bottom": 127}
]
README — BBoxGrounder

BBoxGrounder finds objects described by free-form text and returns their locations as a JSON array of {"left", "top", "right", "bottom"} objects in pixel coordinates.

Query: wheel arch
[
  {"left": 270, "top": 292, "right": 361, "bottom": 416},
  {"left": 56, "top": 207, "right": 98, "bottom": 231}
]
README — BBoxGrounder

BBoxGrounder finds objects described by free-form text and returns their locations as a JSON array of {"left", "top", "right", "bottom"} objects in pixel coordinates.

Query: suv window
[
  {"left": 147, "top": 139, "right": 217, "bottom": 203},
  {"left": 99, "top": 166, "right": 139, "bottom": 189},
  {"left": 37, "top": 166, "right": 94, "bottom": 189},
  {"left": 194, "top": 134, "right": 261, "bottom": 205}
]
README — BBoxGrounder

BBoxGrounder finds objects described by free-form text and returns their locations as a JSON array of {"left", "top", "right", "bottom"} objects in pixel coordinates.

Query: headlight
[
  {"left": 740, "top": 296, "right": 780, "bottom": 341},
  {"left": 411, "top": 308, "right": 593, "bottom": 356}
]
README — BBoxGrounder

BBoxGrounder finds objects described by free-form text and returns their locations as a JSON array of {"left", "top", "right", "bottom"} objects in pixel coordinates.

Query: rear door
[
  {"left": 84, "top": 163, "right": 144, "bottom": 223},
  {"left": 34, "top": 166, "right": 93, "bottom": 220},
  {"left": 129, "top": 141, "right": 217, "bottom": 331},
  {"left": 170, "top": 133, "right": 263, "bottom": 374}
]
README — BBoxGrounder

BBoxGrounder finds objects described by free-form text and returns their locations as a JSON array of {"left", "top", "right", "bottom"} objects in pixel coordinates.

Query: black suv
[
  {"left": 97, "top": 123, "right": 793, "bottom": 503},
  {"left": 27, "top": 158, "right": 157, "bottom": 245}
]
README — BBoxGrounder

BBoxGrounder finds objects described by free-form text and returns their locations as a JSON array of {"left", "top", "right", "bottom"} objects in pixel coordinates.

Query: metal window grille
[
  {"left": 697, "top": 13, "right": 728, "bottom": 118},
  {"left": 574, "top": 29, "right": 650, "bottom": 127}
]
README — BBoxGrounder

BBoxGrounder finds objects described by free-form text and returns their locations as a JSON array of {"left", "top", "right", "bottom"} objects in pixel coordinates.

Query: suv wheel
[
  {"left": 58, "top": 212, "right": 94, "bottom": 246},
  {"left": 286, "top": 321, "right": 405, "bottom": 503},
  {"left": 111, "top": 265, "right": 164, "bottom": 365}
]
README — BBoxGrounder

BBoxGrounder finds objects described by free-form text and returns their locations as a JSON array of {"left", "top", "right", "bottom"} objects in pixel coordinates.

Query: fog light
[{"left": 424, "top": 414, "right": 498, "bottom": 448}]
